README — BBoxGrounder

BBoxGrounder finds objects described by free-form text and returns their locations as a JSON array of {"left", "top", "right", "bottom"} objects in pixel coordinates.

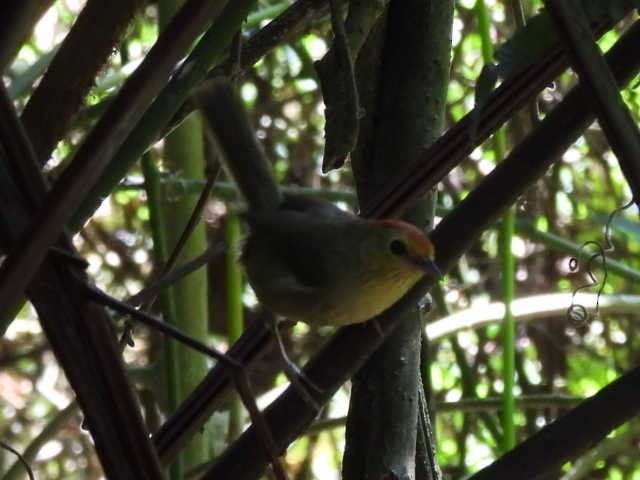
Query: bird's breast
[{"left": 304, "top": 267, "right": 423, "bottom": 326}]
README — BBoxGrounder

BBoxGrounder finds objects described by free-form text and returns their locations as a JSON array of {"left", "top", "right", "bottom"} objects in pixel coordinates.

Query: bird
[
  {"left": 241, "top": 194, "right": 440, "bottom": 327},
  {"left": 197, "top": 82, "right": 440, "bottom": 328},
  {"left": 197, "top": 81, "right": 440, "bottom": 405}
]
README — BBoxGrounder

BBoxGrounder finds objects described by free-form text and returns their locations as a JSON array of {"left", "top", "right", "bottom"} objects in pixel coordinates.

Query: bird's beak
[{"left": 413, "top": 258, "right": 442, "bottom": 278}]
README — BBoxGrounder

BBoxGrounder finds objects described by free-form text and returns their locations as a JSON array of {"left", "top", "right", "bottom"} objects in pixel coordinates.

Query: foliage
[{"left": 1, "top": 0, "right": 640, "bottom": 479}]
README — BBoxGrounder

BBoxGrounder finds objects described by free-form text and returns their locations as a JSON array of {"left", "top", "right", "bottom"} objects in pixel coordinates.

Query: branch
[
  {"left": 469, "top": 365, "right": 640, "bottom": 479},
  {"left": 545, "top": 0, "right": 640, "bottom": 209},
  {"left": 0, "top": 84, "right": 163, "bottom": 477},
  {"left": 0, "top": 0, "right": 230, "bottom": 327},
  {"left": 360, "top": 8, "right": 633, "bottom": 218},
  {"left": 20, "top": 0, "right": 144, "bottom": 164},
  {"left": 201, "top": 20, "right": 640, "bottom": 480}
]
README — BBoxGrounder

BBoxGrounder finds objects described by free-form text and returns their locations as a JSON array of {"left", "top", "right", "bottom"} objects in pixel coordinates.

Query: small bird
[
  {"left": 242, "top": 194, "right": 440, "bottom": 327},
  {"left": 198, "top": 80, "right": 440, "bottom": 328},
  {"left": 197, "top": 80, "right": 441, "bottom": 408}
]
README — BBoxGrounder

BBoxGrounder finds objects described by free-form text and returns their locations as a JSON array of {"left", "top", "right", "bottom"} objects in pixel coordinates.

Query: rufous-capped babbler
[{"left": 199, "top": 81, "right": 441, "bottom": 327}]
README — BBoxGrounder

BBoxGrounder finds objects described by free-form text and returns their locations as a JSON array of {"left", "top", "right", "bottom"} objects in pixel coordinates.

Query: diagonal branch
[
  {"left": 0, "top": 84, "right": 163, "bottom": 478},
  {"left": 359, "top": 11, "right": 632, "bottom": 219},
  {"left": 0, "top": 0, "right": 230, "bottom": 327},
  {"left": 545, "top": 0, "right": 640, "bottom": 209},
  {"left": 21, "top": 0, "right": 145, "bottom": 164}
]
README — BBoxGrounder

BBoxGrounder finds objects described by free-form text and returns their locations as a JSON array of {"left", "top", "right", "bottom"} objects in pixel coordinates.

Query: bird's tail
[{"left": 197, "top": 79, "right": 282, "bottom": 212}]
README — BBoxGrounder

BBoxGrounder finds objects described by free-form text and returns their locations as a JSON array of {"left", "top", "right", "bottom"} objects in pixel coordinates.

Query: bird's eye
[{"left": 389, "top": 239, "right": 407, "bottom": 256}]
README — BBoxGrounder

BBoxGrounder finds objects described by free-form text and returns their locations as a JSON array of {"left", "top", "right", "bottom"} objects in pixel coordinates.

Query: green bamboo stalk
[
  {"left": 225, "top": 212, "right": 244, "bottom": 439},
  {"left": 157, "top": 0, "right": 210, "bottom": 474},
  {"left": 141, "top": 153, "right": 182, "bottom": 477},
  {"left": 475, "top": 0, "right": 516, "bottom": 451}
]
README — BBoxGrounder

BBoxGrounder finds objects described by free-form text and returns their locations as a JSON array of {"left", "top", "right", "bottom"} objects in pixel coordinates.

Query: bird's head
[{"left": 375, "top": 219, "right": 441, "bottom": 279}]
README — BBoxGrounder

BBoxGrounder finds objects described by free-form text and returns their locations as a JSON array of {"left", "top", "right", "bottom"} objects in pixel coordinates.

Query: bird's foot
[
  {"left": 269, "top": 318, "right": 322, "bottom": 412},
  {"left": 372, "top": 318, "right": 385, "bottom": 338},
  {"left": 279, "top": 356, "right": 322, "bottom": 413}
]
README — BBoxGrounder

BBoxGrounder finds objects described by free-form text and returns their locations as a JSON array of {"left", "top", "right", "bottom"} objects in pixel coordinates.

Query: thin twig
[
  {"left": 233, "top": 370, "right": 289, "bottom": 480},
  {"left": 127, "top": 242, "right": 226, "bottom": 306},
  {"left": 0, "top": 441, "right": 35, "bottom": 480},
  {"left": 82, "top": 281, "right": 242, "bottom": 368}
]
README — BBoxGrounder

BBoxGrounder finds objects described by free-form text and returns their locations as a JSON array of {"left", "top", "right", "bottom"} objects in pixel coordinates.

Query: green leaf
[
  {"left": 471, "top": 63, "right": 498, "bottom": 140},
  {"left": 494, "top": 11, "right": 555, "bottom": 79}
]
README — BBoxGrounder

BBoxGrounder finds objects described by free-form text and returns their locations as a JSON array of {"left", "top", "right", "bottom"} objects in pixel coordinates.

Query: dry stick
[
  {"left": 201, "top": 21, "right": 640, "bottom": 479},
  {"left": 0, "top": 0, "right": 230, "bottom": 327},
  {"left": 82, "top": 281, "right": 287, "bottom": 479},
  {"left": 152, "top": 13, "right": 636, "bottom": 463},
  {"left": 545, "top": 0, "right": 640, "bottom": 209}
]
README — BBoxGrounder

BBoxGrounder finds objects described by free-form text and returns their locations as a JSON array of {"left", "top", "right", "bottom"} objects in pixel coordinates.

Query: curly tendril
[{"left": 566, "top": 198, "right": 634, "bottom": 327}]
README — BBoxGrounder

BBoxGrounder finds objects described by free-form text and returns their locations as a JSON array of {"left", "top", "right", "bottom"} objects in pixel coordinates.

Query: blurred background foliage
[{"left": 1, "top": 0, "right": 640, "bottom": 479}]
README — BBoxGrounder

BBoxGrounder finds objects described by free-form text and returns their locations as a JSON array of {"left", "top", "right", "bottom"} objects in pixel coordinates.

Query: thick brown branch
[
  {"left": 21, "top": 0, "right": 145, "bottom": 164},
  {"left": 0, "top": 84, "right": 163, "bottom": 478}
]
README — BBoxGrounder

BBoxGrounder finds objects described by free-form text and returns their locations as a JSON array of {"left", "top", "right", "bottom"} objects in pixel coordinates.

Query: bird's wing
[{"left": 244, "top": 205, "right": 353, "bottom": 288}]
